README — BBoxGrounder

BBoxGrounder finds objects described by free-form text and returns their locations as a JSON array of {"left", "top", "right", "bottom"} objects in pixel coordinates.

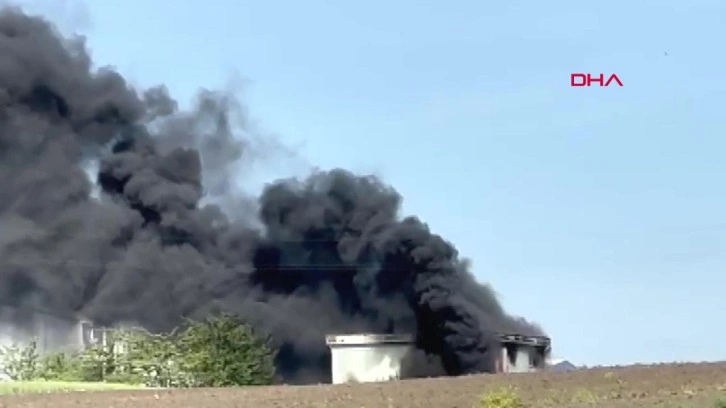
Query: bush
[
  {"left": 0, "top": 340, "right": 39, "bottom": 380},
  {"left": 479, "top": 386, "right": 524, "bottom": 408},
  {"left": 113, "top": 328, "right": 188, "bottom": 387},
  {"left": 37, "top": 351, "right": 83, "bottom": 381},
  {"left": 0, "top": 313, "right": 276, "bottom": 387},
  {"left": 177, "top": 314, "right": 276, "bottom": 386}
]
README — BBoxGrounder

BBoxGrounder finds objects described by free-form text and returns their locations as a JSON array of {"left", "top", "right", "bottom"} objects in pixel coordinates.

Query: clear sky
[{"left": 15, "top": 0, "right": 725, "bottom": 366}]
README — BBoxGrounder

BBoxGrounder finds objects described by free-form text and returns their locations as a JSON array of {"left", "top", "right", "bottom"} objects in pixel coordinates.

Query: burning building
[
  {"left": 494, "top": 333, "right": 551, "bottom": 373},
  {"left": 326, "top": 332, "right": 551, "bottom": 384},
  {"left": 325, "top": 334, "right": 414, "bottom": 384}
]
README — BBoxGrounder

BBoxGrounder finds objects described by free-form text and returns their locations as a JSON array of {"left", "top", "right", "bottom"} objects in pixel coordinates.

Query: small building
[
  {"left": 494, "top": 333, "right": 551, "bottom": 373},
  {"left": 325, "top": 333, "right": 414, "bottom": 384}
]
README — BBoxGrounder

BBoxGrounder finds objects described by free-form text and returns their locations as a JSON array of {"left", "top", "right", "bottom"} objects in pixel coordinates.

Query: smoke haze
[{"left": 0, "top": 7, "right": 544, "bottom": 383}]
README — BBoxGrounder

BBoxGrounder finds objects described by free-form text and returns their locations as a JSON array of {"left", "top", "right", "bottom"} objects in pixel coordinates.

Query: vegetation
[
  {"left": 476, "top": 385, "right": 726, "bottom": 408},
  {"left": 0, "top": 313, "right": 276, "bottom": 389},
  {"left": 0, "top": 380, "right": 142, "bottom": 395},
  {"left": 479, "top": 386, "right": 524, "bottom": 408},
  {"left": 472, "top": 368, "right": 726, "bottom": 408}
]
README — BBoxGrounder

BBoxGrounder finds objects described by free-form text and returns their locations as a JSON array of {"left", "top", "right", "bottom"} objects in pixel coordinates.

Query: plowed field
[{"left": 1, "top": 362, "right": 725, "bottom": 408}]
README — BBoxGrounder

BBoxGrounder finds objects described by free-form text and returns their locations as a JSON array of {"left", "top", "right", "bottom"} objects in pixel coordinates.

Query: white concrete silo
[{"left": 325, "top": 333, "right": 414, "bottom": 384}]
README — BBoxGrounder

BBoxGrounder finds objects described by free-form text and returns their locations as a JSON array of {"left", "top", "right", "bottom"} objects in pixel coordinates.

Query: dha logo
[{"left": 571, "top": 73, "right": 623, "bottom": 87}]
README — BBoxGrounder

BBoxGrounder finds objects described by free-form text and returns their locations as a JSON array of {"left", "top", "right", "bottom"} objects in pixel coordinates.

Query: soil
[{"left": 1, "top": 362, "right": 725, "bottom": 408}]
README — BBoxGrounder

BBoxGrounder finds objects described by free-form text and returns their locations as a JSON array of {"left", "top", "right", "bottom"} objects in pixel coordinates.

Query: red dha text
[{"left": 571, "top": 73, "right": 623, "bottom": 87}]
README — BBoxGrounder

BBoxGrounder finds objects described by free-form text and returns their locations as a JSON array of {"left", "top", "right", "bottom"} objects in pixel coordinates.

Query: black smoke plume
[{"left": 0, "top": 7, "right": 544, "bottom": 383}]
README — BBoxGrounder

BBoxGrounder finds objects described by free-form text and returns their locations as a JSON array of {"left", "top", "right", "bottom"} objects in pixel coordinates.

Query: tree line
[{"left": 0, "top": 314, "right": 276, "bottom": 387}]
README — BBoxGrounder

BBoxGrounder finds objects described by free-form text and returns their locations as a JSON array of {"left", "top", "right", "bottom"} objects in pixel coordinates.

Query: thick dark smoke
[{"left": 0, "top": 7, "right": 544, "bottom": 383}]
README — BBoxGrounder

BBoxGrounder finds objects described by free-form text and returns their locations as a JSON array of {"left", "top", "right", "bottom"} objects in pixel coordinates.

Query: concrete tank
[{"left": 325, "top": 333, "right": 414, "bottom": 384}]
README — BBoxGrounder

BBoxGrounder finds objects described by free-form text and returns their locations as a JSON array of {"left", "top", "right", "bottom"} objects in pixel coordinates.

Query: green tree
[
  {"left": 111, "top": 328, "right": 184, "bottom": 387},
  {"left": 177, "top": 314, "right": 276, "bottom": 386},
  {"left": 0, "top": 339, "right": 39, "bottom": 380}
]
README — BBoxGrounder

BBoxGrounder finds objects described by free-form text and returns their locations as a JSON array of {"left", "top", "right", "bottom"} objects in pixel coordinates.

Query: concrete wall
[{"left": 502, "top": 345, "right": 534, "bottom": 373}]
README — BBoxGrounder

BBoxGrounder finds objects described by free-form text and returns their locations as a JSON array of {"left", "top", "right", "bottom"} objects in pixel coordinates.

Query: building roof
[
  {"left": 498, "top": 333, "right": 551, "bottom": 347},
  {"left": 325, "top": 333, "right": 414, "bottom": 346}
]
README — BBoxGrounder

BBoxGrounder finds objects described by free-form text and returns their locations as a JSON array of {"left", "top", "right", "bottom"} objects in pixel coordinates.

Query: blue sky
[{"left": 17, "top": 0, "right": 726, "bottom": 366}]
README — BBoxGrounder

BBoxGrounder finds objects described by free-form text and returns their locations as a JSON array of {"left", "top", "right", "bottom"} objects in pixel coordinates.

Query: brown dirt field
[{"left": 1, "top": 362, "right": 725, "bottom": 408}]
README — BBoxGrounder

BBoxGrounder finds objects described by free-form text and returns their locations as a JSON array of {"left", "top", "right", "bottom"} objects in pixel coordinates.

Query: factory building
[{"left": 326, "top": 332, "right": 551, "bottom": 384}]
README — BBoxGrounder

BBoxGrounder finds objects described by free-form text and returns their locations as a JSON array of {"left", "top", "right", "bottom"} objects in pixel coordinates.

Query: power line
[
  {"left": 0, "top": 255, "right": 404, "bottom": 272},
  {"left": 0, "top": 223, "right": 419, "bottom": 270},
  {"left": 0, "top": 223, "right": 386, "bottom": 244}
]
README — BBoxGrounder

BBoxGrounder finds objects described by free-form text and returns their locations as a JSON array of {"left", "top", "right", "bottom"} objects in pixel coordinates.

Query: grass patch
[{"left": 0, "top": 380, "right": 144, "bottom": 395}]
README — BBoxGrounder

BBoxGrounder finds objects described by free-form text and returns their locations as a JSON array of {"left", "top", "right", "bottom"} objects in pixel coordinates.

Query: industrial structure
[
  {"left": 494, "top": 333, "right": 551, "bottom": 373},
  {"left": 325, "top": 333, "right": 414, "bottom": 384},
  {"left": 325, "top": 332, "right": 551, "bottom": 384},
  {"left": 0, "top": 306, "right": 102, "bottom": 353},
  {"left": 0, "top": 306, "right": 107, "bottom": 377}
]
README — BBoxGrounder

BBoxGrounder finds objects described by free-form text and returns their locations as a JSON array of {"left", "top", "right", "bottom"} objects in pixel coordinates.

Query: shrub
[
  {"left": 479, "top": 386, "right": 524, "bottom": 408},
  {"left": 0, "top": 340, "right": 39, "bottom": 380},
  {"left": 112, "top": 328, "right": 188, "bottom": 387},
  {"left": 570, "top": 388, "right": 599, "bottom": 404},
  {"left": 177, "top": 314, "right": 276, "bottom": 386},
  {"left": 37, "top": 351, "right": 82, "bottom": 381}
]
